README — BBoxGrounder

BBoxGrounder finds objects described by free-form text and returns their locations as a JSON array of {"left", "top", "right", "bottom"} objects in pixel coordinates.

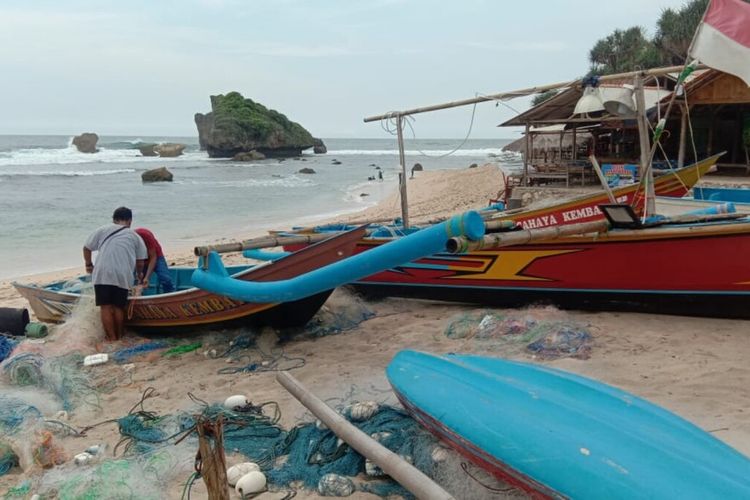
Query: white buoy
[
  {"left": 227, "top": 462, "right": 260, "bottom": 487},
  {"left": 74, "top": 452, "right": 93, "bottom": 466},
  {"left": 235, "top": 471, "right": 266, "bottom": 496},
  {"left": 223, "top": 395, "right": 250, "bottom": 411}
]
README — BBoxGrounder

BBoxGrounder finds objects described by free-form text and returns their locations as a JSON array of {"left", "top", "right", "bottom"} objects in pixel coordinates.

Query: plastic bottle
[{"left": 83, "top": 353, "right": 109, "bottom": 366}]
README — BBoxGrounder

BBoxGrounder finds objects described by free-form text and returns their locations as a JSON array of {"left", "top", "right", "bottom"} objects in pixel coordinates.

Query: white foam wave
[
  {"left": 184, "top": 175, "right": 315, "bottom": 188},
  {"left": 0, "top": 168, "right": 136, "bottom": 177},
  {"left": 0, "top": 146, "right": 205, "bottom": 167},
  {"left": 326, "top": 148, "right": 506, "bottom": 157}
]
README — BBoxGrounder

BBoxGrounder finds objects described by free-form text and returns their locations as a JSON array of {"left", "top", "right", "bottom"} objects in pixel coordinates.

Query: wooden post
[
  {"left": 572, "top": 128, "right": 577, "bottom": 161},
  {"left": 634, "top": 73, "right": 656, "bottom": 216},
  {"left": 678, "top": 104, "right": 687, "bottom": 169},
  {"left": 276, "top": 371, "right": 455, "bottom": 500},
  {"left": 396, "top": 115, "right": 410, "bottom": 228},
  {"left": 523, "top": 123, "right": 530, "bottom": 186}
]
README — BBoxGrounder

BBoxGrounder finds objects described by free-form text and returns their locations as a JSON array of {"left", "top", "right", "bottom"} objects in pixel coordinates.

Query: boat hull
[
  {"left": 13, "top": 227, "right": 366, "bottom": 330},
  {"left": 387, "top": 350, "right": 750, "bottom": 499},
  {"left": 353, "top": 220, "right": 750, "bottom": 318}
]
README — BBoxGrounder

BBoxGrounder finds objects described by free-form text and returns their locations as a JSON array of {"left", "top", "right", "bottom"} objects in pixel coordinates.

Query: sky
[{"left": 1, "top": 0, "right": 695, "bottom": 139}]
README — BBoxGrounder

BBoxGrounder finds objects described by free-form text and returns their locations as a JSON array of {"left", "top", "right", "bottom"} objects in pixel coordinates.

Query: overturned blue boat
[{"left": 387, "top": 350, "right": 750, "bottom": 499}]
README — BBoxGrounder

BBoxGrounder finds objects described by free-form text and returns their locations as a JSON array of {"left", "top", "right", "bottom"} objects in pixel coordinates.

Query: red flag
[{"left": 690, "top": 0, "right": 750, "bottom": 85}]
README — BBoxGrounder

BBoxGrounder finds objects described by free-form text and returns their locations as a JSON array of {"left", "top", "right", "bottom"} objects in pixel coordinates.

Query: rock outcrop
[
  {"left": 313, "top": 138, "right": 327, "bottom": 154},
  {"left": 72, "top": 133, "right": 99, "bottom": 153},
  {"left": 194, "top": 92, "right": 316, "bottom": 158},
  {"left": 139, "top": 143, "right": 158, "bottom": 157},
  {"left": 298, "top": 168, "right": 316, "bottom": 174},
  {"left": 142, "top": 167, "right": 174, "bottom": 182},
  {"left": 232, "top": 151, "right": 266, "bottom": 161},
  {"left": 154, "top": 143, "right": 185, "bottom": 157}
]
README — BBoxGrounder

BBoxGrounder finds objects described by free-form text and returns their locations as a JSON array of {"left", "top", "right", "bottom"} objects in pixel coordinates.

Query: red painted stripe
[{"left": 705, "top": 0, "right": 750, "bottom": 48}]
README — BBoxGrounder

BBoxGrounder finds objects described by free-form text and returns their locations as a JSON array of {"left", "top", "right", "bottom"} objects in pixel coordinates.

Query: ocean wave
[
  {"left": 0, "top": 168, "right": 136, "bottom": 178},
  {"left": 0, "top": 146, "right": 206, "bottom": 167},
  {"left": 182, "top": 175, "right": 315, "bottom": 188},
  {"left": 326, "top": 148, "right": 507, "bottom": 157}
]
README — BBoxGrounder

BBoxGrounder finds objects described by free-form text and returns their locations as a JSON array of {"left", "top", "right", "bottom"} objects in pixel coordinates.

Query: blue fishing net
[
  {"left": 0, "top": 397, "right": 42, "bottom": 476},
  {"left": 0, "top": 335, "right": 18, "bottom": 363},
  {"left": 111, "top": 341, "right": 170, "bottom": 364},
  {"left": 119, "top": 400, "right": 438, "bottom": 498}
]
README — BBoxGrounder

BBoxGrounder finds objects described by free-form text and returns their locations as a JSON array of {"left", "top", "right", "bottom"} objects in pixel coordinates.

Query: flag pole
[{"left": 631, "top": 0, "right": 712, "bottom": 204}]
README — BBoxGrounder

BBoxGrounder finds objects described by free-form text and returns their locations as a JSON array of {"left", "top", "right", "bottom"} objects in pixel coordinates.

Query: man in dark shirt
[{"left": 134, "top": 227, "right": 175, "bottom": 293}]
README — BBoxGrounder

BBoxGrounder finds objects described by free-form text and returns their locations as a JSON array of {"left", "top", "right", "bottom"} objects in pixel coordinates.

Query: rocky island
[{"left": 194, "top": 92, "right": 325, "bottom": 158}]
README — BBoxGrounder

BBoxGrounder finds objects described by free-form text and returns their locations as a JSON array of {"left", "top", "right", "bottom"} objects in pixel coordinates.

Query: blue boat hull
[{"left": 386, "top": 350, "right": 750, "bottom": 499}]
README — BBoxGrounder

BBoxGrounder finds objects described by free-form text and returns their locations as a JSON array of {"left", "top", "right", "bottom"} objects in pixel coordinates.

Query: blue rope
[
  {"left": 111, "top": 342, "right": 169, "bottom": 364},
  {"left": 0, "top": 335, "right": 18, "bottom": 363}
]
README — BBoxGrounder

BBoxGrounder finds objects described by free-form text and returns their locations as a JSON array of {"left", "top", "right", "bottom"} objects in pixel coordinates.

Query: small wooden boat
[
  {"left": 387, "top": 350, "right": 750, "bottom": 499},
  {"left": 12, "top": 227, "right": 366, "bottom": 330}
]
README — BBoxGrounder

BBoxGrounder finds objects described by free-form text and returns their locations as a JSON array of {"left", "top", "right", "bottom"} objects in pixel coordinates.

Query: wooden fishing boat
[
  {"left": 692, "top": 185, "right": 750, "bottom": 203},
  {"left": 12, "top": 227, "right": 366, "bottom": 330},
  {"left": 387, "top": 350, "right": 750, "bottom": 499},
  {"left": 497, "top": 154, "right": 719, "bottom": 230},
  {"left": 351, "top": 214, "right": 750, "bottom": 318}
]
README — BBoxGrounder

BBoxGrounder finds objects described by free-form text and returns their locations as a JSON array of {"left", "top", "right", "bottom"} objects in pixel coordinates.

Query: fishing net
[
  {"left": 444, "top": 308, "right": 592, "bottom": 360},
  {"left": 1, "top": 352, "right": 99, "bottom": 412},
  {"left": 0, "top": 336, "right": 18, "bottom": 363},
  {"left": 300, "top": 289, "right": 375, "bottom": 338}
]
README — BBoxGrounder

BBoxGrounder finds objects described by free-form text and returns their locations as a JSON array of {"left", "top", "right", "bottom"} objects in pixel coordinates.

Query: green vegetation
[
  {"left": 588, "top": 0, "right": 708, "bottom": 75},
  {"left": 211, "top": 91, "right": 314, "bottom": 146},
  {"left": 531, "top": 89, "right": 561, "bottom": 106}
]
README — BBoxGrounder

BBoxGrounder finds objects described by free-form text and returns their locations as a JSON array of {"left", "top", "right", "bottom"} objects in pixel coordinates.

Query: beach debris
[
  {"left": 527, "top": 325, "right": 592, "bottom": 359},
  {"left": 0, "top": 307, "right": 30, "bottom": 336},
  {"left": 72, "top": 132, "right": 99, "bottom": 153},
  {"left": 235, "top": 470, "right": 267, "bottom": 496},
  {"left": 34, "top": 431, "right": 66, "bottom": 468},
  {"left": 223, "top": 395, "right": 251, "bottom": 411},
  {"left": 227, "top": 462, "right": 260, "bottom": 486},
  {"left": 318, "top": 473, "right": 355, "bottom": 496},
  {"left": 24, "top": 322, "right": 48, "bottom": 339},
  {"left": 73, "top": 452, "right": 93, "bottom": 466},
  {"left": 82, "top": 353, "right": 109, "bottom": 367},
  {"left": 162, "top": 342, "right": 202, "bottom": 357},
  {"left": 346, "top": 401, "right": 379, "bottom": 422},
  {"left": 141, "top": 166, "right": 174, "bottom": 182}
]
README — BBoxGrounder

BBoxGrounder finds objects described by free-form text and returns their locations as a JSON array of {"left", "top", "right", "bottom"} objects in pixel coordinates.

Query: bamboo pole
[
  {"left": 194, "top": 232, "right": 342, "bottom": 257},
  {"left": 634, "top": 74, "right": 656, "bottom": 217},
  {"left": 363, "top": 65, "right": 703, "bottom": 123},
  {"left": 396, "top": 115, "right": 410, "bottom": 228},
  {"left": 447, "top": 220, "right": 609, "bottom": 253},
  {"left": 678, "top": 104, "right": 688, "bottom": 169},
  {"left": 276, "top": 371, "right": 455, "bottom": 500}
]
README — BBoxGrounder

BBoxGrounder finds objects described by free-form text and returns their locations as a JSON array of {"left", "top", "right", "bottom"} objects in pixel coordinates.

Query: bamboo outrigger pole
[
  {"left": 363, "top": 65, "right": 703, "bottom": 123},
  {"left": 193, "top": 232, "right": 342, "bottom": 257}
]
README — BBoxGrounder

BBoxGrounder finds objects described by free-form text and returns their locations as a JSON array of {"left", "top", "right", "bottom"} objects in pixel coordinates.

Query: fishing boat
[
  {"left": 387, "top": 350, "right": 750, "bottom": 499},
  {"left": 692, "top": 185, "right": 750, "bottom": 203},
  {"left": 13, "top": 227, "right": 368, "bottom": 330}
]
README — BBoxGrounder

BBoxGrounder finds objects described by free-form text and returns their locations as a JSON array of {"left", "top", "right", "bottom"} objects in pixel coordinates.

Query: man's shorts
[{"left": 94, "top": 284, "right": 129, "bottom": 308}]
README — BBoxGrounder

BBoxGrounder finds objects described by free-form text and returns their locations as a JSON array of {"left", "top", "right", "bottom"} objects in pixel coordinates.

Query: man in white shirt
[{"left": 83, "top": 207, "right": 147, "bottom": 341}]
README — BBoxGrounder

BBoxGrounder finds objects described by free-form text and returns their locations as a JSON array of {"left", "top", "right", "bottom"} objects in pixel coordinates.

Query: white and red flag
[{"left": 690, "top": 0, "right": 750, "bottom": 86}]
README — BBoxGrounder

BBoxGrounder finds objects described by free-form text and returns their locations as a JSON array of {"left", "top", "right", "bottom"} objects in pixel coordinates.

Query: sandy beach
[{"left": 2, "top": 164, "right": 750, "bottom": 499}]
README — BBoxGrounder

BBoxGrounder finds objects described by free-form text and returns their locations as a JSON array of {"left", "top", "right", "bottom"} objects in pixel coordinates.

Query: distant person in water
[
  {"left": 83, "top": 207, "right": 147, "bottom": 341},
  {"left": 134, "top": 227, "right": 174, "bottom": 293},
  {"left": 378, "top": 170, "right": 383, "bottom": 181}
]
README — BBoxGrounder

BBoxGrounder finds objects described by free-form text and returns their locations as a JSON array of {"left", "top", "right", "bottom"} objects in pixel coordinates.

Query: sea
[{"left": 0, "top": 135, "right": 520, "bottom": 280}]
